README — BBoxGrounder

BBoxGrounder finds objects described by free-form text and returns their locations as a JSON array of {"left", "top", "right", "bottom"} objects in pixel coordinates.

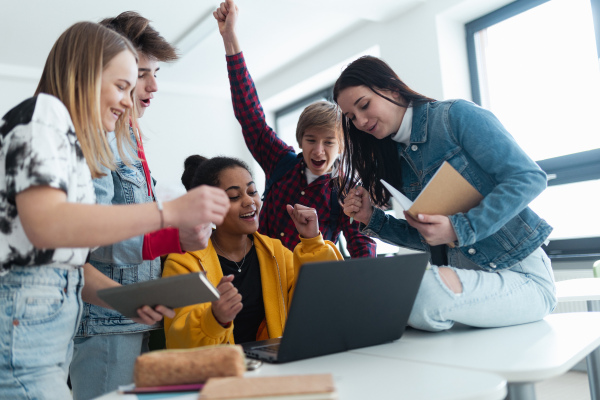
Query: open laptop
[{"left": 242, "top": 252, "right": 429, "bottom": 363}]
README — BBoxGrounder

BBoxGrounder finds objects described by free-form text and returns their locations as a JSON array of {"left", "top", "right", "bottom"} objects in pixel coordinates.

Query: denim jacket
[
  {"left": 76, "top": 130, "right": 161, "bottom": 337},
  {"left": 362, "top": 100, "right": 552, "bottom": 272}
]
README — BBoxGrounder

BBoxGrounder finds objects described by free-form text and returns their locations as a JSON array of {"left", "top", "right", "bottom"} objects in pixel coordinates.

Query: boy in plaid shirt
[{"left": 214, "top": 0, "right": 376, "bottom": 258}]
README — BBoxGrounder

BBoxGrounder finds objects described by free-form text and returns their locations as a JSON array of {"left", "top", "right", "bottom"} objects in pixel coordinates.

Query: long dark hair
[
  {"left": 333, "top": 56, "right": 435, "bottom": 206},
  {"left": 182, "top": 155, "right": 252, "bottom": 191}
]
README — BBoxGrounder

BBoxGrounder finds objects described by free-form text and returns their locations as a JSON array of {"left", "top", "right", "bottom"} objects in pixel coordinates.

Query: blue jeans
[
  {"left": 409, "top": 247, "right": 557, "bottom": 331},
  {"left": 70, "top": 332, "right": 149, "bottom": 400},
  {"left": 0, "top": 266, "right": 83, "bottom": 400}
]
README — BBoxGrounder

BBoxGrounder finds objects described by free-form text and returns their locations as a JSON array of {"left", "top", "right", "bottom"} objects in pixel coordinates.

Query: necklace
[{"left": 212, "top": 235, "right": 250, "bottom": 273}]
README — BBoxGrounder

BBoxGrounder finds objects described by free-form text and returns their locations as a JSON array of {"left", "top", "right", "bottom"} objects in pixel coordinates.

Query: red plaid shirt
[{"left": 227, "top": 52, "right": 376, "bottom": 258}]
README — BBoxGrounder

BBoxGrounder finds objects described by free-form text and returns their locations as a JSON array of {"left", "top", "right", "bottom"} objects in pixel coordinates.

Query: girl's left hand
[
  {"left": 134, "top": 305, "right": 175, "bottom": 325},
  {"left": 287, "top": 204, "right": 320, "bottom": 239},
  {"left": 404, "top": 212, "right": 458, "bottom": 246}
]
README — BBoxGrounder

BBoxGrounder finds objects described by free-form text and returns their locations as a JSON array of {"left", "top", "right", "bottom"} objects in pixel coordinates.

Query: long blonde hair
[{"left": 35, "top": 21, "right": 138, "bottom": 178}]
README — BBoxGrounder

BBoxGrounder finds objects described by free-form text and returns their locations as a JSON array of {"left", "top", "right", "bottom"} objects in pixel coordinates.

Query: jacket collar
[
  {"left": 409, "top": 101, "right": 430, "bottom": 144},
  {"left": 190, "top": 231, "right": 277, "bottom": 266}
]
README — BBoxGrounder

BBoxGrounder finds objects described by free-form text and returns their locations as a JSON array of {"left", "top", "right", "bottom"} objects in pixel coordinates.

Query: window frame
[{"left": 466, "top": 0, "right": 600, "bottom": 260}]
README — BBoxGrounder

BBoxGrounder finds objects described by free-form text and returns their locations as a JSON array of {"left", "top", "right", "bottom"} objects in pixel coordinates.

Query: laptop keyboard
[{"left": 255, "top": 343, "right": 280, "bottom": 354}]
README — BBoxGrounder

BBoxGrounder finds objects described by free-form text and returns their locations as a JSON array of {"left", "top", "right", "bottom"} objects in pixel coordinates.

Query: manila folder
[{"left": 407, "top": 161, "right": 483, "bottom": 219}]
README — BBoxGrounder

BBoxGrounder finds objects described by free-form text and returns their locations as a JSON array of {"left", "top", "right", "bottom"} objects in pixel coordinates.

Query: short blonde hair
[
  {"left": 35, "top": 21, "right": 138, "bottom": 178},
  {"left": 295, "top": 101, "right": 343, "bottom": 149}
]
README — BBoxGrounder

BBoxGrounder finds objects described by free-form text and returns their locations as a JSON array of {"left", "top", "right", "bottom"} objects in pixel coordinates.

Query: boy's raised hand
[
  {"left": 287, "top": 204, "right": 320, "bottom": 239},
  {"left": 214, "top": 0, "right": 239, "bottom": 38}
]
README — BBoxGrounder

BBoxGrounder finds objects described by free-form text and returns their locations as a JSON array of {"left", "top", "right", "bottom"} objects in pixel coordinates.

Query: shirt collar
[{"left": 391, "top": 104, "right": 413, "bottom": 146}]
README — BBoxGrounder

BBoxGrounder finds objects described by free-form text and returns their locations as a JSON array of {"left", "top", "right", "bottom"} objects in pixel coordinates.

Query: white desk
[
  {"left": 555, "top": 278, "right": 600, "bottom": 399},
  {"left": 95, "top": 352, "right": 507, "bottom": 400},
  {"left": 555, "top": 278, "right": 600, "bottom": 309},
  {"left": 246, "top": 352, "right": 506, "bottom": 400},
  {"left": 351, "top": 312, "right": 600, "bottom": 400}
]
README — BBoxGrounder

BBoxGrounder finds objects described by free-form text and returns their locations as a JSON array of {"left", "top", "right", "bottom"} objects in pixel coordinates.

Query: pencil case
[{"left": 133, "top": 345, "right": 246, "bottom": 387}]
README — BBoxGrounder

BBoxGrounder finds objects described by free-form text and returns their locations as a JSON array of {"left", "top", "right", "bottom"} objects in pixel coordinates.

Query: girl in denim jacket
[{"left": 335, "top": 56, "right": 556, "bottom": 332}]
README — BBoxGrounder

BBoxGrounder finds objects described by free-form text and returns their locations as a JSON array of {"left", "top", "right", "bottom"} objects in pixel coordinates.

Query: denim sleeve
[
  {"left": 447, "top": 100, "right": 547, "bottom": 246},
  {"left": 360, "top": 207, "right": 427, "bottom": 252},
  {"left": 89, "top": 169, "right": 144, "bottom": 264}
]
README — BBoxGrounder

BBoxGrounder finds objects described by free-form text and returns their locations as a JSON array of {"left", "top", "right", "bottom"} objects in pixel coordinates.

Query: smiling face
[
  {"left": 217, "top": 166, "right": 262, "bottom": 235},
  {"left": 336, "top": 85, "right": 405, "bottom": 140},
  {"left": 300, "top": 127, "right": 341, "bottom": 176},
  {"left": 135, "top": 54, "right": 159, "bottom": 118},
  {"left": 100, "top": 50, "right": 137, "bottom": 132}
]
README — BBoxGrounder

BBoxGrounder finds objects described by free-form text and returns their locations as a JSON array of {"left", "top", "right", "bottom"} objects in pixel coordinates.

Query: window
[{"left": 466, "top": 0, "right": 600, "bottom": 259}]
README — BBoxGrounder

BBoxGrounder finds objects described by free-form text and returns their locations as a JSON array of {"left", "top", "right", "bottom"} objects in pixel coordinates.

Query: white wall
[
  {"left": 0, "top": 77, "right": 38, "bottom": 118},
  {"left": 139, "top": 90, "right": 251, "bottom": 201}
]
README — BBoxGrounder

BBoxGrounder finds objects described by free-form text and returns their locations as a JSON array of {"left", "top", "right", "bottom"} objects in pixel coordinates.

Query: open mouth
[
  {"left": 311, "top": 159, "right": 326, "bottom": 168},
  {"left": 240, "top": 211, "right": 256, "bottom": 220},
  {"left": 140, "top": 98, "right": 151, "bottom": 107}
]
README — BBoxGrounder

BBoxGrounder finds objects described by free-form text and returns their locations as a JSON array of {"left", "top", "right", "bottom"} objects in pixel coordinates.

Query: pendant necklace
[{"left": 213, "top": 236, "right": 250, "bottom": 273}]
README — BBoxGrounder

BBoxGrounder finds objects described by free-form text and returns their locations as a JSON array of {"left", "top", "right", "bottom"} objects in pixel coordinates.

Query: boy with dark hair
[{"left": 69, "top": 12, "right": 213, "bottom": 399}]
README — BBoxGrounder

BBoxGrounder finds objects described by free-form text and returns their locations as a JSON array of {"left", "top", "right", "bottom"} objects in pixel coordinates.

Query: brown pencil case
[{"left": 133, "top": 345, "right": 246, "bottom": 387}]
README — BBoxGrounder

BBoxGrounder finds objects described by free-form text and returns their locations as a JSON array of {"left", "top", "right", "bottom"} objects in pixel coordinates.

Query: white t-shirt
[{"left": 0, "top": 93, "right": 95, "bottom": 275}]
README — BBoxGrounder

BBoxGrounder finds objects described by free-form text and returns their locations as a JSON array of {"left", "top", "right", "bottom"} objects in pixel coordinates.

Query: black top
[
  {"left": 217, "top": 238, "right": 265, "bottom": 343},
  {"left": 429, "top": 244, "right": 448, "bottom": 266}
]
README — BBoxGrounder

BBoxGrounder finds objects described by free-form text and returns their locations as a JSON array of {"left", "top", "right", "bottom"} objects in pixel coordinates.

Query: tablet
[{"left": 98, "top": 272, "right": 219, "bottom": 319}]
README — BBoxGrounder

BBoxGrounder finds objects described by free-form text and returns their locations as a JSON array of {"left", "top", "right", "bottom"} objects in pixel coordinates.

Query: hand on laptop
[
  {"left": 212, "top": 274, "right": 243, "bottom": 327},
  {"left": 286, "top": 204, "right": 319, "bottom": 239}
]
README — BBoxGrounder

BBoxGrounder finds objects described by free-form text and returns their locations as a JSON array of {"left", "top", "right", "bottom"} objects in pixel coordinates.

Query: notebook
[
  {"left": 242, "top": 253, "right": 429, "bottom": 363},
  {"left": 199, "top": 374, "right": 336, "bottom": 399}
]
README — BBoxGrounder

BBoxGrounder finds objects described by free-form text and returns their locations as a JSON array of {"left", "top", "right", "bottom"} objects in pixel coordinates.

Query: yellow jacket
[{"left": 163, "top": 232, "right": 343, "bottom": 349}]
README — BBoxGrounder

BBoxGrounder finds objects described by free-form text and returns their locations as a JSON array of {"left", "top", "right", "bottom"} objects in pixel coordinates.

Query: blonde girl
[{"left": 0, "top": 22, "right": 228, "bottom": 399}]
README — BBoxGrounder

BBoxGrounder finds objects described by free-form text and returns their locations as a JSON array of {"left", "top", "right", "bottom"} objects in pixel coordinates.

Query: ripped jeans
[{"left": 408, "top": 247, "right": 557, "bottom": 331}]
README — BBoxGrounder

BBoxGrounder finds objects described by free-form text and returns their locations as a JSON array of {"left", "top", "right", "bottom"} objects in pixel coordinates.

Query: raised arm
[
  {"left": 214, "top": 0, "right": 240, "bottom": 56},
  {"left": 215, "top": 0, "right": 295, "bottom": 176}
]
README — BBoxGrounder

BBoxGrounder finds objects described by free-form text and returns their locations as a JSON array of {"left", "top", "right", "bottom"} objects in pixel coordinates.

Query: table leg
[
  {"left": 586, "top": 300, "right": 600, "bottom": 400},
  {"left": 506, "top": 382, "right": 536, "bottom": 400}
]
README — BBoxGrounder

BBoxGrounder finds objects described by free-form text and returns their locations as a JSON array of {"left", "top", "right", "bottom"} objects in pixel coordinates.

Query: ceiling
[{"left": 0, "top": 0, "right": 423, "bottom": 98}]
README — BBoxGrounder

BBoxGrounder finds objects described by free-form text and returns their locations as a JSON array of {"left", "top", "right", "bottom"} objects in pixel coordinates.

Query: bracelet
[{"left": 156, "top": 199, "right": 164, "bottom": 230}]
